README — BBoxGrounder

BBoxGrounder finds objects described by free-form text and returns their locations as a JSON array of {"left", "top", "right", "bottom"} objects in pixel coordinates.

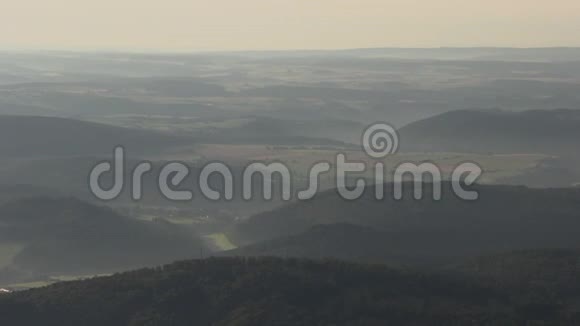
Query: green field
[
  {"left": 50, "top": 273, "right": 112, "bottom": 282},
  {"left": 7, "top": 281, "right": 53, "bottom": 290},
  {"left": 204, "top": 233, "right": 237, "bottom": 251},
  {"left": 6, "top": 273, "right": 113, "bottom": 290}
]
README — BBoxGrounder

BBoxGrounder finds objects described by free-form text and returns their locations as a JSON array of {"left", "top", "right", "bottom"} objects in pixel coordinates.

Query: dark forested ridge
[
  {"left": 229, "top": 184, "right": 580, "bottom": 265},
  {"left": 451, "top": 249, "right": 580, "bottom": 286},
  {"left": 2, "top": 256, "right": 580, "bottom": 325}
]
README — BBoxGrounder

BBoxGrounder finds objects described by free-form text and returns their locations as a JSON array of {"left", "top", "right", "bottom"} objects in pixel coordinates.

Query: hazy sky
[{"left": 2, "top": 0, "right": 580, "bottom": 51}]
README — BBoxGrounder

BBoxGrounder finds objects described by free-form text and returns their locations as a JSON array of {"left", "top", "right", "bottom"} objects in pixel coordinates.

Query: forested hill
[
  {"left": 398, "top": 109, "right": 580, "bottom": 155},
  {"left": 231, "top": 183, "right": 580, "bottom": 244},
  {"left": 225, "top": 184, "right": 580, "bottom": 266},
  {"left": 0, "top": 257, "right": 553, "bottom": 325},
  {"left": 0, "top": 197, "right": 205, "bottom": 278},
  {"left": 0, "top": 115, "right": 188, "bottom": 158}
]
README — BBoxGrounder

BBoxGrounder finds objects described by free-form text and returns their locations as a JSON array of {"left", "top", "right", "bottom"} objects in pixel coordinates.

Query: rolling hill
[
  {"left": 398, "top": 109, "right": 580, "bottom": 155},
  {"left": 0, "top": 115, "right": 190, "bottom": 158},
  {"left": 229, "top": 183, "right": 580, "bottom": 265},
  {"left": 0, "top": 198, "right": 205, "bottom": 282},
  {"left": 226, "top": 223, "right": 438, "bottom": 266}
]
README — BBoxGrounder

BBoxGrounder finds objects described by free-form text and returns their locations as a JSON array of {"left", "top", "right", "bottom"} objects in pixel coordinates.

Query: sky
[{"left": 2, "top": 0, "right": 580, "bottom": 51}]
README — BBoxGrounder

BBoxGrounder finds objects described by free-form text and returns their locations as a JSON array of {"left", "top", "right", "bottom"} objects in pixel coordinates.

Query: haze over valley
[{"left": 1, "top": 46, "right": 580, "bottom": 324}]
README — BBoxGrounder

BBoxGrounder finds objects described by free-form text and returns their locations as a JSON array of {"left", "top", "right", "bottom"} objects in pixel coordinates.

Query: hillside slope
[
  {"left": 0, "top": 257, "right": 511, "bottom": 326},
  {"left": 398, "top": 109, "right": 580, "bottom": 155},
  {"left": 0, "top": 198, "right": 205, "bottom": 280},
  {"left": 3, "top": 256, "right": 580, "bottom": 325},
  {"left": 0, "top": 115, "right": 188, "bottom": 158},
  {"left": 230, "top": 184, "right": 580, "bottom": 264}
]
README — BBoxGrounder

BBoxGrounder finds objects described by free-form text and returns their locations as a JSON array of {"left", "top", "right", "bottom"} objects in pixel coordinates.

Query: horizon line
[{"left": 2, "top": 46, "right": 580, "bottom": 55}]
